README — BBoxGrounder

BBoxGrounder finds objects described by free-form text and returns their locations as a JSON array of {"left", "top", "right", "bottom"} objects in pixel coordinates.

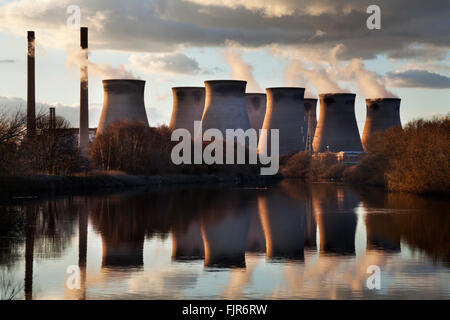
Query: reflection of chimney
[
  {"left": 201, "top": 80, "right": 250, "bottom": 134},
  {"left": 313, "top": 93, "right": 363, "bottom": 152},
  {"left": 97, "top": 80, "right": 149, "bottom": 134},
  {"left": 79, "top": 27, "right": 89, "bottom": 154},
  {"left": 258, "top": 88, "right": 306, "bottom": 156},
  {"left": 362, "top": 98, "right": 402, "bottom": 151},
  {"left": 27, "top": 31, "right": 36, "bottom": 136},
  {"left": 169, "top": 87, "right": 205, "bottom": 135},
  {"left": 304, "top": 98, "right": 317, "bottom": 152}
]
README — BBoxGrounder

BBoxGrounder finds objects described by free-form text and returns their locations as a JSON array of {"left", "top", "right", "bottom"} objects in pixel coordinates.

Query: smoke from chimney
[{"left": 224, "top": 42, "right": 262, "bottom": 92}]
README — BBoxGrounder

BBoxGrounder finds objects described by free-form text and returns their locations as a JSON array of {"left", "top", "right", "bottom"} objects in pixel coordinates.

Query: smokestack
[
  {"left": 304, "top": 98, "right": 317, "bottom": 152},
  {"left": 313, "top": 93, "right": 363, "bottom": 152},
  {"left": 201, "top": 80, "right": 250, "bottom": 134},
  {"left": 27, "top": 31, "right": 36, "bottom": 136},
  {"left": 49, "top": 107, "right": 56, "bottom": 131},
  {"left": 258, "top": 88, "right": 306, "bottom": 156},
  {"left": 97, "top": 80, "right": 149, "bottom": 134},
  {"left": 169, "top": 87, "right": 205, "bottom": 135},
  {"left": 245, "top": 93, "right": 267, "bottom": 139},
  {"left": 79, "top": 27, "right": 89, "bottom": 154},
  {"left": 362, "top": 98, "right": 402, "bottom": 151}
]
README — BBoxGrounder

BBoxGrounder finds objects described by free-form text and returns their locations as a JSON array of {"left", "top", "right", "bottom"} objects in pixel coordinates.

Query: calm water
[{"left": 0, "top": 181, "right": 449, "bottom": 300}]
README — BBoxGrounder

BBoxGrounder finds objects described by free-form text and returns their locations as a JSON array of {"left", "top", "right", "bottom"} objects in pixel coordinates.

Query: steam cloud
[
  {"left": 224, "top": 43, "right": 262, "bottom": 92},
  {"left": 66, "top": 48, "right": 139, "bottom": 80}
]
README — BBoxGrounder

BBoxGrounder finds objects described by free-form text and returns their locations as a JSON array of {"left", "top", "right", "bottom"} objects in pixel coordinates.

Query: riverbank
[{"left": 0, "top": 173, "right": 282, "bottom": 199}]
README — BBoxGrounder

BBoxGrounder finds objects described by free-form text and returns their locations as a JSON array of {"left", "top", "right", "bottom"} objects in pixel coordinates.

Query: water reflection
[{"left": 0, "top": 182, "right": 449, "bottom": 299}]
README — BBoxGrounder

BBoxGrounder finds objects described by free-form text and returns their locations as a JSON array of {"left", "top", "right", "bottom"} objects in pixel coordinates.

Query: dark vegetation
[
  {"left": 344, "top": 117, "right": 450, "bottom": 195},
  {"left": 1, "top": 109, "right": 448, "bottom": 195}
]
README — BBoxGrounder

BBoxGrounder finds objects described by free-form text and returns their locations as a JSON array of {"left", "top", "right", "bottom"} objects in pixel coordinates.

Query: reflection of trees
[
  {"left": 361, "top": 191, "right": 450, "bottom": 265},
  {"left": 0, "top": 207, "right": 24, "bottom": 268}
]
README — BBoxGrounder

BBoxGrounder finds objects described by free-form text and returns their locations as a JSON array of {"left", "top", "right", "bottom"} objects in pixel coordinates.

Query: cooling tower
[
  {"left": 304, "top": 98, "right": 317, "bottom": 152},
  {"left": 258, "top": 88, "right": 307, "bottom": 156},
  {"left": 97, "top": 79, "right": 149, "bottom": 134},
  {"left": 245, "top": 93, "right": 267, "bottom": 135},
  {"left": 79, "top": 27, "right": 89, "bottom": 154},
  {"left": 169, "top": 87, "right": 205, "bottom": 135},
  {"left": 27, "top": 31, "right": 36, "bottom": 136},
  {"left": 313, "top": 93, "right": 363, "bottom": 152},
  {"left": 201, "top": 80, "right": 250, "bottom": 134},
  {"left": 362, "top": 98, "right": 402, "bottom": 150}
]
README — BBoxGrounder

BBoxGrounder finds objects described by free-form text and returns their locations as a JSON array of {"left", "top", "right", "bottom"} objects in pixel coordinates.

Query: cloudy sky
[{"left": 0, "top": 0, "right": 449, "bottom": 129}]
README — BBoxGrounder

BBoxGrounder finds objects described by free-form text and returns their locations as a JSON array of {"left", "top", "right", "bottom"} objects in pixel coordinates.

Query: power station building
[
  {"left": 97, "top": 79, "right": 149, "bottom": 135},
  {"left": 169, "top": 87, "right": 205, "bottom": 135},
  {"left": 258, "top": 87, "right": 307, "bottom": 156},
  {"left": 362, "top": 98, "right": 402, "bottom": 150},
  {"left": 313, "top": 93, "right": 363, "bottom": 153}
]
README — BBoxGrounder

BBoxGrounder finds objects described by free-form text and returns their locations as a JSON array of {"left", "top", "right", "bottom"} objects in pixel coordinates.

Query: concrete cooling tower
[
  {"left": 169, "top": 87, "right": 205, "bottom": 135},
  {"left": 245, "top": 93, "right": 267, "bottom": 135},
  {"left": 313, "top": 93, "right": 363, "bottom": 152},
  {"left": 304, "top": 98, "right": 318, "bottom": 152},
  {"left": 201, "top": 80, "right": 250, "bottom": 134},
  {"left": 97, "top": 79, "right": 149, "bottom": 135},
  {"left": 258, "top": 88, "right": 307, "bottom": 156},
  {"left": 362, "top": 98, "right": 402, "bottom": 150}
]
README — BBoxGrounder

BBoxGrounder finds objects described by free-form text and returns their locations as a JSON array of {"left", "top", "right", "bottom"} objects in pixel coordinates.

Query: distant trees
[
  {"left": 89, "top": 121, "right": 174, "bottom": 174},
  {"left": 0, "top": 110, "right": 83, "bottom": 176},
  {"left": 345, "top": 117, "right": 450, "bottom": 195}
]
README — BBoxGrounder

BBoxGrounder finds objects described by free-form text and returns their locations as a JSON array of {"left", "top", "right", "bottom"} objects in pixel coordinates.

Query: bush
[
  {"left": 344, "top": 117, "right": 450, "bottom": 195},
  {"left": 280, "top": 151, "right": 311, "bottom": 178}
]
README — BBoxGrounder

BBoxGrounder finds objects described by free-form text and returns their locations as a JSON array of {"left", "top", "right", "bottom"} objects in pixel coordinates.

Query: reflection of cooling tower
[
  {"left": 312, "top": 184, "right": 359, "bottom": 254},
  {"left": 258, "top": 88, "right": 306, "bottom": 156},
  {"left": 304, "top": 98, "right": 317, "bottom": 152},
  {"left": 169, "top": 87, "right": 205, "bottom": 135},
  {"left": 245, "top": 93, "right": 267, "bottom": 135},
  {"left": 245, "top": 202, "right": 266, "bottom": 253},
  {"left": 97, "top": 79, "right": 149, "bottom": 134},
  {"left": 202, "top": 212, "right": 250, "bottom": 268},
  {"left": 102, "top": 238, "right": 144, "bottom": 267},
  {"left": 316, "top": 213, "right": 357, "bottom": 254},
  {"left": 313, "top": 93, "right": 363, "bottom": 152},
  {"left": 365, "top": 214, "right": 401, "bottom": 252},
  {"left": 362, "top": 98, "right": 402, "bottom": 151},
  {"left": 201, "top": 80, "right": 250, "bottom": 134},
  {"left": 172, "top": 221, "right": 204, "bottom": 260},
  {"left": 258, "top": 193, "right": 306, "bottom": 259}
]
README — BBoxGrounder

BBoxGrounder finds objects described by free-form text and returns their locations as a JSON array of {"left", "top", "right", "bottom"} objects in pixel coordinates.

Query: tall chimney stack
[
  {"left": 49, "top": 107, "right": 56, "bottom": 131},
  {"left": 79, "top": 27, "right": 89, "bottom": 154},
  {"left": 27, "top": 31, "right": 36, "bottom": 136}
]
